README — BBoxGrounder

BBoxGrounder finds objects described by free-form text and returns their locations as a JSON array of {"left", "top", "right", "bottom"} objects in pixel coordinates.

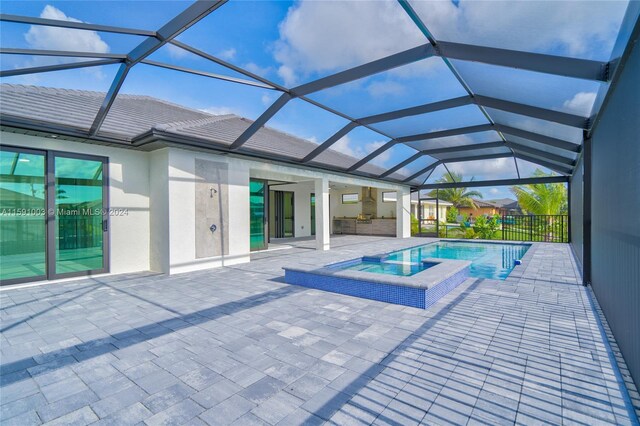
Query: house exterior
[
  {"left": 409, "top": 196, "right": 452, "bottom": 222},
  {"left": 458, "top": 198, "right": 521, "bottom": 219},
  {"left": 0, "top": 85, "right": 412, "bottom": 285}
]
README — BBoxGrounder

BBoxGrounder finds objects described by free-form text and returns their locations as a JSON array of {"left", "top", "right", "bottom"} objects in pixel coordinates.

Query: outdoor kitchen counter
[{"left": 333, "top": 218, "right": 396, "bottom": 236}]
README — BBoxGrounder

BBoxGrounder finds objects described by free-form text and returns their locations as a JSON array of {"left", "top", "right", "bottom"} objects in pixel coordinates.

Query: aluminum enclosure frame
[{"left": 0, "top": 0, "right": 635, "bottom": 190}]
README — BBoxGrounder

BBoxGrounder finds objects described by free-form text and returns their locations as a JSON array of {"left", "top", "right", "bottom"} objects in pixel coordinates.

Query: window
[
  {"left": 382, "top": 191, "right": 397, "bottom": 202},
  {"left": 342, "top": 193, "right": 359, "bottom": 204}
]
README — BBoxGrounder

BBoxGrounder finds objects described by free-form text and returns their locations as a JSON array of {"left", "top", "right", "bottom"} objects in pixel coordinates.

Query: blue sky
[{"left": 0, "top": 0, "right": 631, "bottom": 199}]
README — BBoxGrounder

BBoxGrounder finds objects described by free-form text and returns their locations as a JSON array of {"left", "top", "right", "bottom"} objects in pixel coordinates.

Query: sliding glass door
[
  {"left": 310, "top": 193, "right": 316, "bottom": 236},
  {"left": 53, "top": 155, "right": 107, "bottom": 276},
  {"left": 0, "top": 146, "right": 108, "bottom": 285},
  {"left": 0, "top": 148, "right": 47, "bottom": 282},
  {"left": 249, "top": 179, "right": 268, "bottom": 251},
  {"left": 270, "top": 190, "right": 294, "bottom": 238}
]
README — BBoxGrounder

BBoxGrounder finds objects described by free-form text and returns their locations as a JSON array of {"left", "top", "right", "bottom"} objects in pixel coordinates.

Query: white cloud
[
  {"left": 218, "top": 48, "right": 237, "bottom": 61},
  {"left": 273, "top": 0, "right": 424, "bottom": 81},
  {"left": 367, "top": 81, "right": 407, "bottom": 98},
  {"left": 332, "top": 136, "right": 390, "bottom": 165},
  {"left": 277, "top": 65, "right": 297, "bottom": 87},
  {"left": 489, "top": 188, "right": 500, "bottom": 195},
  {"left": 332, "top": 136, "right": 358, "bottom": 157},
  {"left": 23, "top": 5, "right": 110, "bottom": 79},
  {"left": 166, "top": 43, "right": 188, "bottom": 59},
  {"left": 562, "top": 92, "right": 597, "bottom": 116},
  {"left": 242, "top": 62, "right": 274, "bottom": 78},
  {"left": 411, "top": 0, "right": 627, "bottom": 59},
  {"left": 261, "top": 93, "right": 276, "bottom": 106},
  {"left": 272, "top": 0, "right": 626, "bottom": 88},
  {"left": 26, "top": 5, "right": 109, "bottom": 54},
  {"left": 448, "top": 157, "right": 516, "bottom": 181}
]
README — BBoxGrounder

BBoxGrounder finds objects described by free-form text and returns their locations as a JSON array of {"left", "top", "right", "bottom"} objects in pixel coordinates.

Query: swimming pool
[
  {"left": 329, "top": 259, "right": 438, "bottom": 276},
  {"left": 385, "top": 241, "right": 530, "bottom": 280}
]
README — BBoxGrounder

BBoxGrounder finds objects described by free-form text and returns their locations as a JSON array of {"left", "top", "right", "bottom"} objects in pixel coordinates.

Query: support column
[
  {"left": 315, "top": 177, "right": 330, "bottom": 250},
  {"left": 396, "top": 187, "right": 411, "bottom": 238}
]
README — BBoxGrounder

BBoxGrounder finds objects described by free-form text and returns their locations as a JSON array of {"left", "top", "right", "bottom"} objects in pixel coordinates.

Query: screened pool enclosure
[
  {"left": 1, "top": 0, "right": 639, "bottom": 393},
  {"left": 0, "top": 0, "right": 636, "bottom": 188}
]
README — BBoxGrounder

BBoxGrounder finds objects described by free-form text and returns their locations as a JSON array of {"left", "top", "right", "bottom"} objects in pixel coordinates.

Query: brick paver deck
[{"left": 1, "top": 236, "right": 638, "bottom": 425}]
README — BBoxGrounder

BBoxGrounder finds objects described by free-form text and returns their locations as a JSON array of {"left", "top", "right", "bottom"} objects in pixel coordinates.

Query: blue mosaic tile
[{"left": 284, "top": 270, "right": 427, "bottom": 308}]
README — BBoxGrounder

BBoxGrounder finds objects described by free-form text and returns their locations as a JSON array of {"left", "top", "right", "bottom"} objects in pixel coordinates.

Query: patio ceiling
[{"left": 1, "top": 0, "right": 638, "bottom": 189}]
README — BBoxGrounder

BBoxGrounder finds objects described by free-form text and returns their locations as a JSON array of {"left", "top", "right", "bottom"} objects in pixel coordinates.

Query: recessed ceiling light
[
  {"left": 18, "top": 158, "right": 30, "bottom": 162},
  {"left": 50, "top": 134, "right": 58, "bottom": 138}
]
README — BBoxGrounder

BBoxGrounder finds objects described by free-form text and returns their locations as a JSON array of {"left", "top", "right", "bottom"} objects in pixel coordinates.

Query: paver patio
[{"left": 1, "top": 236, "right": 638, "bottom": 425}]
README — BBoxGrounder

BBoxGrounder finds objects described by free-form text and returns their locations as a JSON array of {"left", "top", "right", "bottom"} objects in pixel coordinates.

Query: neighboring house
[
  {"left": 489, "top": 198, "right": 522, "bottom": 215},
  {"left": 458, "top": 198, "right": 521, "bottom": 219},
  {"left": 410, "top": 193, "right": 452, "bottom": 221}
]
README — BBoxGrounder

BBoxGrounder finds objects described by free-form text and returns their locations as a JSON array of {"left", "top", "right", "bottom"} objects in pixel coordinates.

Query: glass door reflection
[
  {"left": 249, "top": 179, "right": 267, "bottom": 251},
  {"left": 53, "top": 156, "right": 106, "bottom": 275},
  {"left": 0, "top": 148, "right": 47, "bottom": 283}
]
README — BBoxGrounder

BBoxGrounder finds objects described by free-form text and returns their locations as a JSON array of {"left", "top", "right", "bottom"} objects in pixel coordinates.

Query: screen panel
[
  {"left": 307, "top": 57, "right": 468, "bottom": 118},
  {"left": 515, "top": 158, "right": 557, "bottom": 177},
  {"left": 409, "top": 0, "right": 629, "bottom": 61},
  {"left": 486, "top": 108, "right": 583, "bottom": 144},
  {"left": 0, "top": 64, "right": 123, "bottom": 131},
  {"left": 312, "top": 126, "right": 391, "bottom": 171},
  {"left": 370, "top": 104, "right": 489, "bottom": 139},
  {"left": 433, "top": 146, "right": 511, "bottom": 161},
  {"left": 176, "top": 0, "right": 426, "bottom": 87},
  {"left": 404, "top": 131, "right": 502, "bottom": 151},
  {"left": 445, "top": 157, "right": 519, "bottom": 182},
  {"left": 387, "top": 155, "right": 439, "bottom": 182},
  {"left": 98, "top": 63, "right": 276, "bottom": 139},
  {"left": 450, "top": 59, "right": 604, "bottom": 116}
]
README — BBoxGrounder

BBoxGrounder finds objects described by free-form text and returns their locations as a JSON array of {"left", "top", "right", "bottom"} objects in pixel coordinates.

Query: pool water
[
  {"left": 335, "top": 260, "right": 433, "bottom": 276},
  {"left": 386, "top": 241, "right": 530, "bottom": 280}
]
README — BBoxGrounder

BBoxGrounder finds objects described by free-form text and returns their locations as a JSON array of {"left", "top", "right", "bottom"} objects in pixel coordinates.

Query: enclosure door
[
  {"left": 418, "top": 197, "right": 439, "bottom": 237},
  {"left": 249, "top": 179, "right": 268, "bottom": 251},
  {"left": 0, "top": 147, "right": 108, "bottom": 285}
]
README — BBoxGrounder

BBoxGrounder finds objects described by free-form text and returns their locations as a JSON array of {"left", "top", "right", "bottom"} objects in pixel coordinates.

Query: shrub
[
  {"left": 411, "top": 214, "right": 419, "bottom": 235},
  {"left": 473, "top": 214, "right": 501, "bottom": 239},
  {"left": 458, "top": 222, "right": 476, "bottom": 239},
  {"left": 446, "top": 206, "right": 459, "bottom": 223},
  {"left": 438, "top": 221, "right": 447, "bottom": 238}
]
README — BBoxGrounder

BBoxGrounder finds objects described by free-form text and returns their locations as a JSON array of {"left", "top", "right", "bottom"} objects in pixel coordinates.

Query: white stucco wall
[
  {"left": 330, "top": 187, "right": 363, "bottom": 219},
  {"left": 149, "top": 149, "right": 169, "bottom": 273},
  {"left": 376, "top": 189, "right": 397, "bottom": 219},
  {"left": 1, "top": 132, "right": 151, "bottom": 275},
  {"left": 1, "top": 132, "right": 412, "bottom": 279},
  {"left": 166, "top": 148, "right": 250, "bottom": 274}
]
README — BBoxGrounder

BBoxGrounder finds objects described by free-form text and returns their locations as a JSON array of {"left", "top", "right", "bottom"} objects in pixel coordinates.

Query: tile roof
[{"left": 0, "top": 84, "right": 389, "bottom": 178}]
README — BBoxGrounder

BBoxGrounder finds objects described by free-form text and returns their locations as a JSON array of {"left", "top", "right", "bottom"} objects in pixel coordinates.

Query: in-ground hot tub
[{"left": 283, "top": 255, "right": 470, "bottom": 309}]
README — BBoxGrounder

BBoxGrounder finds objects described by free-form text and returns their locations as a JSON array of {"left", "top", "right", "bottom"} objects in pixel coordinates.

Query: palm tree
[
  {"left": 510, "top": 169, "right": 567, "bottom": 215},
  {"left": 511, "top": 169, "right": 567, "bottom": 241},
  {"left": 428, "top": 172, "right": 483, "bottom": 209}
]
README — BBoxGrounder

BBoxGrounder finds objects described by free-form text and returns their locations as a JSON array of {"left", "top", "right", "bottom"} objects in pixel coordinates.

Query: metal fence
[{"left": 501, "top": 215, "right": 569, "bottom": 243}]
